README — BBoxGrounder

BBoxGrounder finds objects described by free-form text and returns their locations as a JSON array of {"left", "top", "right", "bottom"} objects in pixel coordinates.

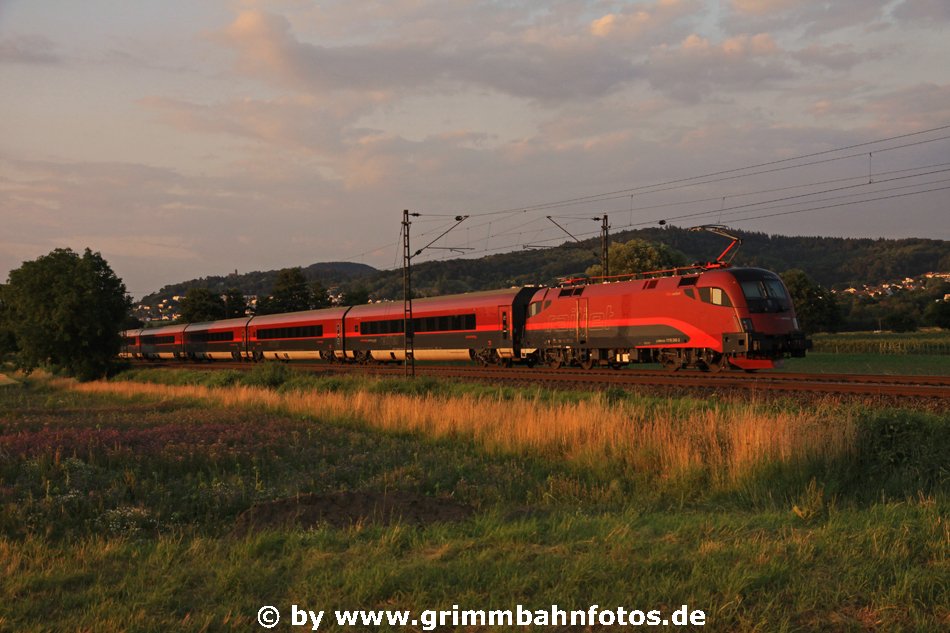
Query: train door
[
  {"left": 576, "top": 298, "right": 589, "bottom": 345},
  {"left": 498, "top": 306, "right": 510, "bottom": 341}
]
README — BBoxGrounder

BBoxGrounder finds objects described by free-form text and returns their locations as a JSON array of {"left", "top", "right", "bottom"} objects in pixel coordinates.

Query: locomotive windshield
[{"left": 732, "top": 270, "right": 792, "bottom": 313}]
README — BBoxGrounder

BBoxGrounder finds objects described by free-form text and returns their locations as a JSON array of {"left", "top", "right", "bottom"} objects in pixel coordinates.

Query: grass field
[
  {"left": 781, "top": 352, "right": 949, "bottom": 375},
  {"left": 1, "top": 370, "right": 947, "bottom": 632},
  {"left": 809, "top": 331, "right": 950, "bottom": 355}
]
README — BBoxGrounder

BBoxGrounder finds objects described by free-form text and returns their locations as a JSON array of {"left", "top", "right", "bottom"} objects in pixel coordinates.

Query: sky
[{"left": 2, "top": 0, "right": 949, "bottom": 299}]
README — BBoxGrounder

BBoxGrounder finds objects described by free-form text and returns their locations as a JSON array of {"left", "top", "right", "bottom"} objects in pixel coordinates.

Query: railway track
[{"left": 133, "top": 361, "right": 950, "bottom": 399}]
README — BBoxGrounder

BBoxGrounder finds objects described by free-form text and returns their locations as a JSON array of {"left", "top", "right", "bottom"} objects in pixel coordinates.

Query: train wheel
[
  {"left": 659, "top": 351, "right": 680, "bottom": 372},
  {"left": 580, "top": 355, "right": 595, "bottom": 371},
  {"left": 700, "top": 351, "right": 725, "bottom": 373},
  {"left": 545, "top": 351, "right": 563, "bottom": 369}
]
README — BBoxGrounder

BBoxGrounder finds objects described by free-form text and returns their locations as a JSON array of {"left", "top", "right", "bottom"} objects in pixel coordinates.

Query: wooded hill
[
  {"left": 139, "top": 261, "right": 375, "bottom": 305},
  {"left": 139, "top": 228, "right": 949, "bottom": 303}
]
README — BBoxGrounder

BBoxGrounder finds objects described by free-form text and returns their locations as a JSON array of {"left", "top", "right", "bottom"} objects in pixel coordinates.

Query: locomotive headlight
[{"left": 740, "top": 318, "right": 755, "bottom": 332}]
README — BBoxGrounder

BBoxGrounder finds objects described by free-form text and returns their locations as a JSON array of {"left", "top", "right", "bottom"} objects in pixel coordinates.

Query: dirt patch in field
[{"left": 233, "top": 491, "right": 474, "bottom": 533}]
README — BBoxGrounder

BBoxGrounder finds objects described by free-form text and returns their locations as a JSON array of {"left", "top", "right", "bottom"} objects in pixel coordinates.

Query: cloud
[
  {"left": 139, "top": 94, "right": 376, "bottom": 155},
  {"left": 730, "top": 0, "right": 800, "bottom": 17},
  {"left": 0, "top": 34, "right": 62, "bottom": 64},
  {"left": 791, "top": 43, "right": 867, "bottom": 70},
  {"left": 725, "top": 0, "right": 893, "bottom": 36},
  {"left": 214, "top": 8, "right": 651, "bottom": 102},
  {"left": 865, "top": 83, "right": 950, "bottom": 132},
  {"left": 589, "top": 0, "right": 700, "bottom": 40},
  {"left": 643, "top": 32, "right": 793, "bottom": 101},
  {"left": 892, "top": 0, "right": 950, "bottom": 23}
]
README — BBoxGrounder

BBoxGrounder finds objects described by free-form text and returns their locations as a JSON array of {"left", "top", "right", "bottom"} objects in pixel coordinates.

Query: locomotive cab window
[{"left": 739, "top": 278, "right": 790, "bottom": 313}]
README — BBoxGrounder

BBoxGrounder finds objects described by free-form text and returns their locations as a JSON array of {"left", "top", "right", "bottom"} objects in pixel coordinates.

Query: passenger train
[{"left": 121, "top": 254, "right": 809, "bottom": 372}]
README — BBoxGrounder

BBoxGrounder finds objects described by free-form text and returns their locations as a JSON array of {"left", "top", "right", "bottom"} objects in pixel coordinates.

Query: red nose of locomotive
[{"left": 724, "top": 268, "right": 810, "bottom": 358}]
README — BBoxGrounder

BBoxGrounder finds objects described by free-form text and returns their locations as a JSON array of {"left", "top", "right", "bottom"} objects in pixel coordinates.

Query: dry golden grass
[{"left": 65, "top": 378, "right": 855, "bottom": 485}]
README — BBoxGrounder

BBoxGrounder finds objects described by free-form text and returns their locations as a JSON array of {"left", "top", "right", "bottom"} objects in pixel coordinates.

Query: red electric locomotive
[{"left": 521, "top": 266, "right": 806, "bottom": 372}]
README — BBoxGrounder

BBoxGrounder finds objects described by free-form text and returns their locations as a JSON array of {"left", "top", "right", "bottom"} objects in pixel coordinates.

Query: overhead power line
[{"left": 339, "top": 123, "right": 950, "bottom": 269}]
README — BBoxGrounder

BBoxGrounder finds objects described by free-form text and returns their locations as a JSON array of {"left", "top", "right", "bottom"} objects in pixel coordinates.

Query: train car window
[
  {"left": 643, "top": 280, "right": 658, "bottom": 290},
  {"left": 141, "top": 335, "right": 176, "bottom": 345},
  {"left": 543, "top": 300, "right": 552, "bottom": 310},
  {"left": 678, "top": 276, "right": 699, "bottom": 287},
  {"left": 572, "top": 287, "right": 584, "bottom": 296},
  {"left": 558, "top": 288, "right": 574, "bottom": 298},
  {"left": 684, "top": 289, "right": 695, "bottom": 299},
  {"left": 258, "top": 325, "right": 323, "bottom": 340},
  {"left": 375, "top": 314, "right": 478, "bottom": 333},
  {"left": 188, "top": 331, "right": 235, "bottom": 343},
  {"left": 528, "top": 301, "right": 542, "bottom": 317}
]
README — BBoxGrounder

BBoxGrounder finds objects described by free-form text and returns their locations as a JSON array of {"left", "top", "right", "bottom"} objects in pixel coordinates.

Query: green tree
[
  {"left": 340, "top": 284, "right": 370, "bottom": 306},
  {"left": 781, "top": 269, "right": 841, "bottom": 334},
  {"left": 585, "top": 239, "right": 688, "bottom": 277},
  {"left": 222, "top": 287, "right": 248, "bottom": 318},
  {"left": 256, "top": 268, "right": 313, "bottom": 314},
  {"left": 3, "top": 248, "right": 130, "bottom": 380},
  {"left": 0, "top": 284, "right": 18, "bottom": 357},
  {"left": 310, "top": 280, "right": 330, "bottom": 309},
  {"left": 924, "top": 300, "right": 950, "bottom": 329},
  {"left": 179, "top": 287, "right": 225, "bottom": 323}
]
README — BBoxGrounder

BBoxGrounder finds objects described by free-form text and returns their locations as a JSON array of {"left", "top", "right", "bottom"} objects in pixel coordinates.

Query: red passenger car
[
  {"left": 119, "top": 329, "right": 143, "bottom": 359},
  {"left": 344, "top": 288, "right": 536, "bottom": 364},
  {"left": 247, "top": 308, "right": 350, "bottom": 361},
  {"left": 139, "top": 324, "right": 187, "bottom": 360},
  {"left": 184, "top": 317, "right": 252, "bottom": 360}
]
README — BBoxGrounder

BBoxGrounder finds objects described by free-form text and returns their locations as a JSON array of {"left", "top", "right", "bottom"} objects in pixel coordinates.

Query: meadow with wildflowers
[{"left": 0, "top": 369, "right": 946, "bottom": 632}]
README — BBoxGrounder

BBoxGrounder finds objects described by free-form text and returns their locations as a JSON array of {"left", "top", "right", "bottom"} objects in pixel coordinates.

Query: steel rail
[{"left": 131, "top": 361, "right": 950, "bottom": 399}]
